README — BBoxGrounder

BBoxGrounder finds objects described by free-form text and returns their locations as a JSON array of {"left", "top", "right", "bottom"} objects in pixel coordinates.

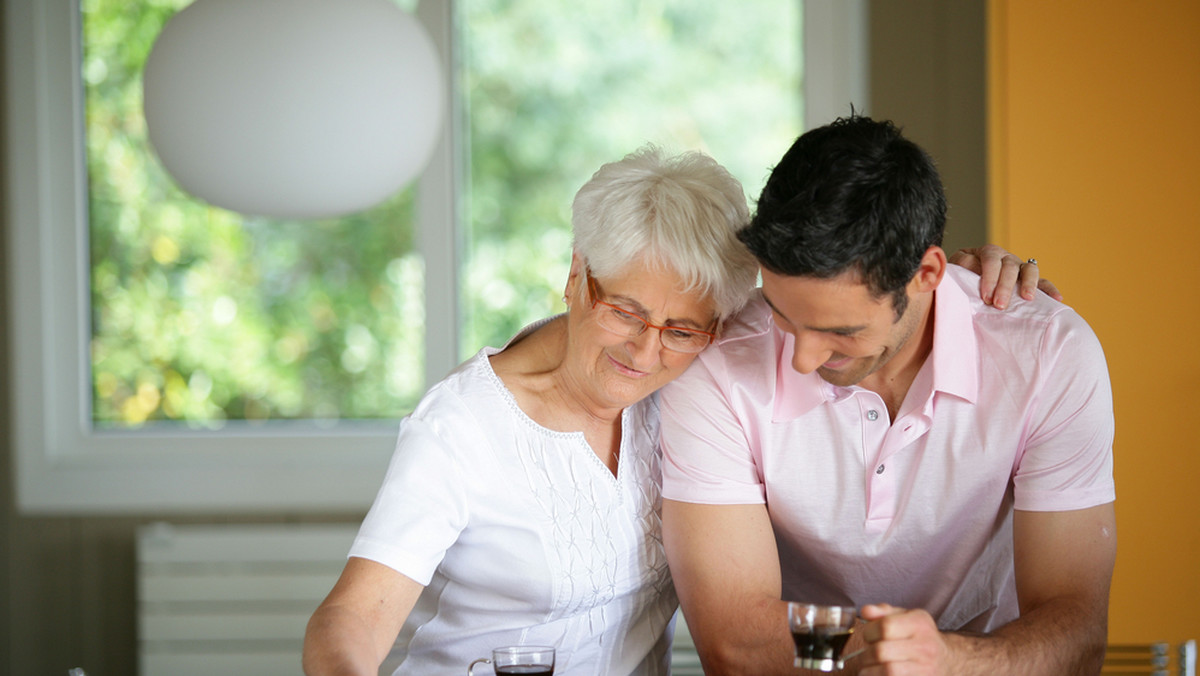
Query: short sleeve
[
  {"left": 1013, "top": 308, "right": 1115, "bottom": 511},
  {"left": 350, "top": 405, "right": 472, "bottom": 585},
  {"left": 660, "top": 352, "right": 768, "bottom": 505}
]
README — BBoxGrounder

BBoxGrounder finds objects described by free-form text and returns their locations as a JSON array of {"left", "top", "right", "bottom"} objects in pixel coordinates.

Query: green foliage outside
[
  {"left": 461, "top": 0, "right": 802, "bottom": 355},
  {"left": 84, "top": 0, "right": 800, "bottom": 427},
  {"left": 85, "top": 0, "right": 423, "bottom": 427}
]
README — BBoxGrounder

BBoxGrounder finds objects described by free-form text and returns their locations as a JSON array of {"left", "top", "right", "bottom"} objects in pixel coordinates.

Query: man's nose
[{"left": 790, "top": 330, "right": 832, "bottom": 374}]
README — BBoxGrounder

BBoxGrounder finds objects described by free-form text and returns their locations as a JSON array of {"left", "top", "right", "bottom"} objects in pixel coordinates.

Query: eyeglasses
[{"left": 584, "top": 267, "right": 716, "bottom": 354}]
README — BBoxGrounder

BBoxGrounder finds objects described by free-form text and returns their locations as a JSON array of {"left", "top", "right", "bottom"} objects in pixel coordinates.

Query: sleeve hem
[
  {"left": 348, "top": 536, "right": 437, "bottom": 586},
  {"left": 1013, "top": 486, "right": 1115, "bottom": 512}
]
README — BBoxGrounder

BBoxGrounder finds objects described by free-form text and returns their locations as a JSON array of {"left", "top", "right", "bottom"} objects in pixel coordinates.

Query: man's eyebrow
[
  {"left": 760, "top": 291, "right": 788, "bottom": 322},
  {"left": 761, "top": 290, "right": 867, "bottom": 334}
]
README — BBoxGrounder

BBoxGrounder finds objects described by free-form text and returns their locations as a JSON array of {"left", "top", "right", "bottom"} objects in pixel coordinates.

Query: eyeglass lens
[{"left": 595, "top": 303, "right": 710, "bottom": 353}]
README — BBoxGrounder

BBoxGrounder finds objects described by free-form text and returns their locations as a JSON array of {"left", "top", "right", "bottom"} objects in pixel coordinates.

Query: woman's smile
[{"left": 606, "top": 352, "right": 652, "bottom": 378}]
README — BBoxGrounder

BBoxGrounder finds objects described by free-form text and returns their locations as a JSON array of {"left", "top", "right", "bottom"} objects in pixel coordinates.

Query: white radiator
[
  {"left": 136, "top": 522, "right": 357, "bottom": 676},
  {"left": 137, "top": 521, "right": 705, "bottom": 675},
  {"left": 670, "top": 613, "right": 705, "bottom": 675}
]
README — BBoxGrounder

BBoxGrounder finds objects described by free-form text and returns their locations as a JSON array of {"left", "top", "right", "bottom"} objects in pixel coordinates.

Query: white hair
[{"left": 570, "top": 145, "right": 758, "bottom": 320}]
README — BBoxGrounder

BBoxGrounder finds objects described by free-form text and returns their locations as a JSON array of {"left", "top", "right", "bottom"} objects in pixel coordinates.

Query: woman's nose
[{"left": 626, "top": 329, "right": 663, "bottom": 368}]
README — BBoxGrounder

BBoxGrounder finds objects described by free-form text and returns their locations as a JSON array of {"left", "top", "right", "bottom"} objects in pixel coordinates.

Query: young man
[{"left": 660, "top": 116, "right": 1115, "bottom": 675}]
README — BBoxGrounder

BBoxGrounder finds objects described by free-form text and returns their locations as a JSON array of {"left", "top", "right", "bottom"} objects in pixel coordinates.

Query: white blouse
[{"left": 350, "top": 342, "right": 677, "bottom": 676}]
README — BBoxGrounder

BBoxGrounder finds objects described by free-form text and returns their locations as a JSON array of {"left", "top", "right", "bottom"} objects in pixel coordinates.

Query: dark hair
[{"left": 738, "top": 115, "right": 946, "bottom": 317}]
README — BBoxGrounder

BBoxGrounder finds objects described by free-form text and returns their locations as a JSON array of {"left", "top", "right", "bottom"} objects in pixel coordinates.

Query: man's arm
[
  {"left": 665, "top": 499, "right": 878, "bottom": 676},
  {"left": 303, "top": 556, "right": 424, "bottom": 676},
  {"left": 1003, "top": 503, "right": 1117, "bottom": 672},
  {"left": 858, "top": 503, "right": 1117, "bottom": 676},
  {"left": 662, "top": 499, "right": 792, "bottom": 675}
]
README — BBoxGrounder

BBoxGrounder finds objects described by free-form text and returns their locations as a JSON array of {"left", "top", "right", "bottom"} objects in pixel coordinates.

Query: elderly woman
[{"left": 303, "top": 147, "right": 1047, "bottom": 676}]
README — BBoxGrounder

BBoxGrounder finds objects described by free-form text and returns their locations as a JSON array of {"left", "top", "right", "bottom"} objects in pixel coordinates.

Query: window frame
[{"left": 4, "top": 0, "right": 864, "bottom": 514}]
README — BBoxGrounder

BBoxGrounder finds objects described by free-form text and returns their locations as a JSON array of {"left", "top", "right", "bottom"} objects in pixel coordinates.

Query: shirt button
[
  {"left": 876, "top": 464, "right": 885, "bottom": 474},
  {"left": 867, "top": 410, "right": 879, "bottom": 421}
]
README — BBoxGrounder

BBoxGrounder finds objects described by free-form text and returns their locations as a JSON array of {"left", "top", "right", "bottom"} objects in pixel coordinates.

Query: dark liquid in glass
[
  {"left": 495, "top": 666, "right": 553, "bottom": 675},
  {"left": 792, "top": 627, "right": 852, "bottom": 670}
]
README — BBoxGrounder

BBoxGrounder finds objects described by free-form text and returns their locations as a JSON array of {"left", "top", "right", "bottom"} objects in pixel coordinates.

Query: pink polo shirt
[{"left": 661, "top": 265, "right": 1114, "bottom": 632}]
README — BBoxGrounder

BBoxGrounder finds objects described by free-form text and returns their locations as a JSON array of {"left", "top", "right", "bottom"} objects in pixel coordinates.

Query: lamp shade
[{"left": 143, "top": 0, "right": 444, "bottom": 219}]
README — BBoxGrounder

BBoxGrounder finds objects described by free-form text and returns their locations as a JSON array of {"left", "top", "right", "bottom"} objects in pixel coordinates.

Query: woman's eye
[{"left": 611, "top": 307, "right": 642, "bottom": 324}]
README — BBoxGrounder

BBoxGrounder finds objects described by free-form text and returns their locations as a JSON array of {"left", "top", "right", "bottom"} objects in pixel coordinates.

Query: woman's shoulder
[
  {"left": 416, "top": 316, "right": 569, "bottom": 431},
  {"left": 715, "top": 292, "right": 775, "bottom": 345},
  {"left": 486, "top": 317, "right": 567, "bottom": 403},
  {"left": 488, "top": 315, "right": 565, "bottom": 373},
  {"left": 425, "top": 315, "right": 563, "bottom": 403},
  {"left": 412, "top": 350, "right": 513, "bottom": 423}
]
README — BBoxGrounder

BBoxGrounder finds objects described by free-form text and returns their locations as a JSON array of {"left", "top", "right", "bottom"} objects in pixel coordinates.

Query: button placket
[
  {"left": 855, "top": 392, "right": 894, "bottom": 525},
  {"left": 866, "top": 411, "right": 885, "bottom": 484}
]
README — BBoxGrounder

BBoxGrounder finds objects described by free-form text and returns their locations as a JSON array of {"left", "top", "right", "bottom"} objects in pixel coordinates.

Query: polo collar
[
  {"left": 928, "top": 270, "right": 980, "bottom": 405},
  {"left": 771, "top": 329, "right": 830, "bottom": 421},
  {"left": 769, "top": 272, "right": 980, "bottom": 422}
]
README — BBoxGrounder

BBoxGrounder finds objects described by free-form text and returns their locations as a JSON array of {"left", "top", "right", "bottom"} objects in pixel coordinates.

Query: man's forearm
[
  {"left": 694, "top": 602, "right": 880, "bottom": 676},
  {"left": 941, "top": 597, "right": 1107, "bottom": 676},
  {"left": 689, "top": 597, "right": 796, "bottom": 676}
]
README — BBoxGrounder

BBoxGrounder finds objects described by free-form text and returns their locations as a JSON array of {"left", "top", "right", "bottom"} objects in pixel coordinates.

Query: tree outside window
[{"left": 83, "top": 0, "right": 800, "bottom": 427}]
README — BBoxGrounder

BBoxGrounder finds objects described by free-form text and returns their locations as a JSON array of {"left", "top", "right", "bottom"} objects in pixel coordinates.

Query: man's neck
[{"left": 859, "top": 295, "right": 936, "bottom": 422}]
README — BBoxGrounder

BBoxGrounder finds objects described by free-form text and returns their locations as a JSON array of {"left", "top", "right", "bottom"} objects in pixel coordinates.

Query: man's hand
[
  {"left": 856, "top": 604, "right": 955, "bottom": 676},
  {"left": 851, "top": 504, "right": 1115, "bottom": 676}
]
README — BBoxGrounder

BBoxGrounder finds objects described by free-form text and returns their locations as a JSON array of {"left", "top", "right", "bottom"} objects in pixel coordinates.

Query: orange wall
[{"left": 989, "top": 1, "right": 1200, "bottom": 643}]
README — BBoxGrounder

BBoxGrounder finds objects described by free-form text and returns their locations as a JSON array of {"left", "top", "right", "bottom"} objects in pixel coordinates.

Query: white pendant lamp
[{"left": 143, "top": 0, "right": 445, "bottom": 220}]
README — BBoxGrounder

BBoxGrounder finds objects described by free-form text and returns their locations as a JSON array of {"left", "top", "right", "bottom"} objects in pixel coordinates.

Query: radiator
[
  {"left": 137, "top": 521, "right": 705, "bottom": 675},
  {"left": 136, "top": 522, "right": 357, "bottom": 676},
  {"left": 671, "top": 613, "right": 705, "bottom": 675}
]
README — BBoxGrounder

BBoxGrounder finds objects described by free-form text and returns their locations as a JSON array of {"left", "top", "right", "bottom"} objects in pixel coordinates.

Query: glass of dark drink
[
  {"left": 468, "top": 645, "right": 556, "bottom": 675},
  {"left": 788, "top": 602, "right": 857, "bottom": 672}
]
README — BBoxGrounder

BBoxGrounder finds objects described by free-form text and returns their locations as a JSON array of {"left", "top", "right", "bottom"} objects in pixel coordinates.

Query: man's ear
[{"left": 913, "top": 246, "right": 947, "bottom": 293}]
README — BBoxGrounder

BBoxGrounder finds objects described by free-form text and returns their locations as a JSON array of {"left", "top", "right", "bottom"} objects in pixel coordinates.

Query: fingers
[
  {"left": 857, "top": 606, "right": 947, "bottom": 675},
  {"left": 859, "top": 603, "right": 902, "bottom": 623},
  {"left": 954, "top": 245, "right": 1055, "bottom": 310},
  {"left": 984, "top": 250, "right": 1022, "bottom": 309},
  {"left": 1016, "top": 258, "right": 1041, "bottom": 301},
  {"left": 946, "top": 247, "right": 980, "bottom": 268},
  {"left": 948, "top": 244, "right": 1016, "bottom": 309},
  {"left": 1015, "top": 258, "right": 1064, "bottom": 304},
  {"left": 1038, "top": 277, "right": 1063, "bottom": 302},
  {"left": 859, "top": 605, "right": 924, "bottom": 643}
]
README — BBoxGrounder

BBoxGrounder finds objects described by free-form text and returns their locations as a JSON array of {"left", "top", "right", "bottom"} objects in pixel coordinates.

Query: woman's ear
[{"left": 564, "top": 252, "right": 585, "bottom": 304}]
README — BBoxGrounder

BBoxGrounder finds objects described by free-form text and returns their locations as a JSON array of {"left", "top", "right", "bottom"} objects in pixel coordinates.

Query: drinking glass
[
  {"left": 787, "top": 602, "right": 858, "bottom": 672},
  {"left": 468, "top": 645, "right": 556, "bottom": 675}
]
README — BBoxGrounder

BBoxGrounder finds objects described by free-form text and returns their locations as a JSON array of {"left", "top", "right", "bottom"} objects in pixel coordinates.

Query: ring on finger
[{"left": 1025, "top": 258, "right": 1038, "bottom": 266}]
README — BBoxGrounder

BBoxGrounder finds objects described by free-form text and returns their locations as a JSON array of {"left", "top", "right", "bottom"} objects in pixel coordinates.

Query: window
[
  {"left": 6, "top": 0, "right": 865, "bottom": 513},
  {"left": 85, "top": 0, "right": 430, "bottom": 428}
]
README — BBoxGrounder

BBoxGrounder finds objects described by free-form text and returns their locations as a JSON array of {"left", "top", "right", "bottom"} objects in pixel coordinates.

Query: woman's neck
[{"left": 489, "top": 317, "right": 624, "bottom": 475}]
